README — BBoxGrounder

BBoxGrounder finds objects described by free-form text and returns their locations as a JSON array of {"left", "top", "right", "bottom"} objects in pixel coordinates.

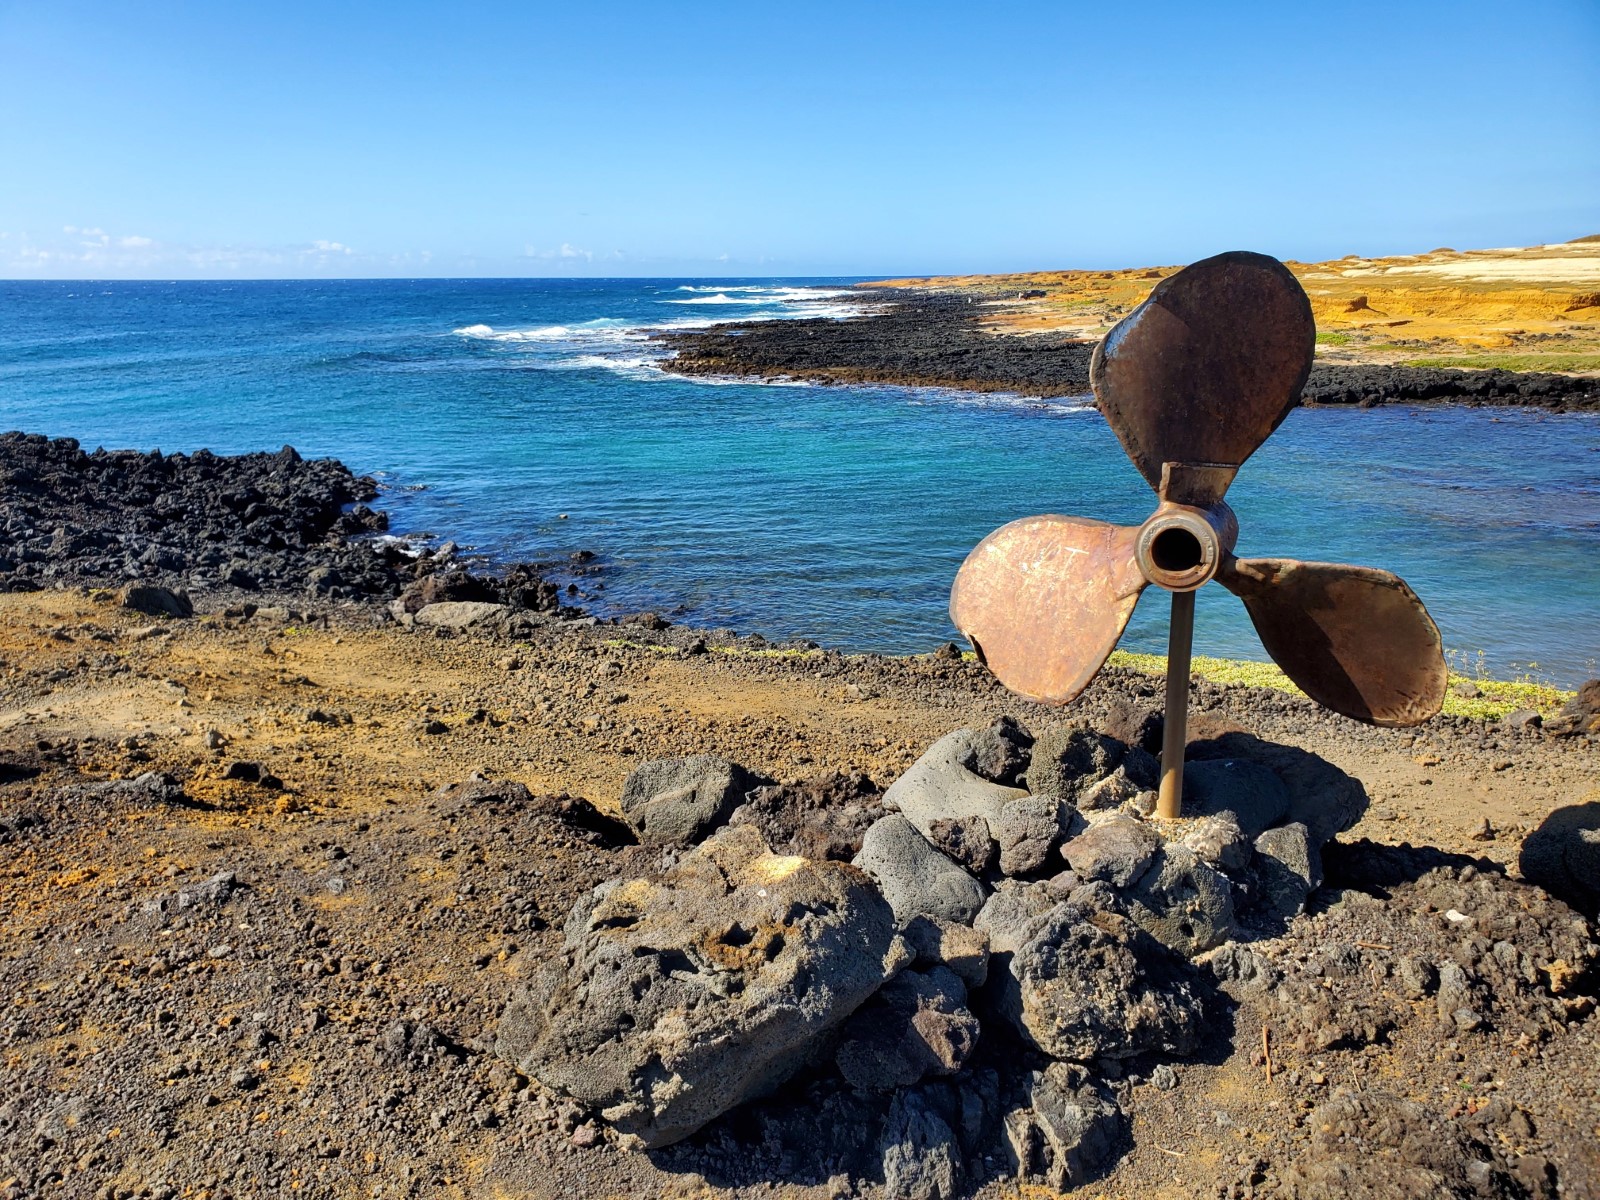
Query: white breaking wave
[
  {"left": 665, "top": 293, "right": 772, "bottom": 305},
  {"left": 452, "top": 318, "right": 646, "bottom": 345},
  {"left": 450, "top": 284, "right": 880, "bottom": 384}
]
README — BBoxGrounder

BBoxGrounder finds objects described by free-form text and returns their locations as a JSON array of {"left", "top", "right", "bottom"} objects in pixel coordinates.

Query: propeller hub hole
[
  {"left": 1150, "top": 527, "right": 1203, "bottom": 573},
  {"left": 1136, "top": 503, "right": 1234, "bottom": 592}
]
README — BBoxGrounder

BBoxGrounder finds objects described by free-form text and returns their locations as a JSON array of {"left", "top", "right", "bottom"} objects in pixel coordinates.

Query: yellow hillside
[{"left": 870, "top": 237, "right": 1600, "bottom": 373}]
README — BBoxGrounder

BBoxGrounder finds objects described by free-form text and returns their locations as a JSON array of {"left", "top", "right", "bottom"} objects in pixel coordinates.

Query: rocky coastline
[
  {"left": 657, "top": 292, "right": 1600, "bottom": 412},
  {"left": 2, "top": 430, "right": 1599, "bottom": 1199}
]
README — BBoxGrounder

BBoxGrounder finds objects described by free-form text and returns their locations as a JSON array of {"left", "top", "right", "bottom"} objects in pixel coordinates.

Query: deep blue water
[{"left": 1, "top": 278, "right": 1596, "bottom": 686}]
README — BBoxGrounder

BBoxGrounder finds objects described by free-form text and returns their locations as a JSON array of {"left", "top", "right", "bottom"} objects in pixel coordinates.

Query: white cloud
[
  {"left": 120, "top": 235, "right": 154, "bottom": 247},
  {"left": 523, "top": 242, "right": 595, "bottom": 262},
  {"left": 310, "top": 239, "right": 354, "bottom": 254}
]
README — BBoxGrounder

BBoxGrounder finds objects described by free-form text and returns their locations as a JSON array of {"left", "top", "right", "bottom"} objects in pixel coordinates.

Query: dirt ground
[{"left": 2, "top": 588, "right": 1596, "bottom": 1199}]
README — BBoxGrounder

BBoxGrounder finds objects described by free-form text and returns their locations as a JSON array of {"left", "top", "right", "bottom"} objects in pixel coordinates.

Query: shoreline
[
  {"left": 657, "top": 290, "right": 1600, "bottom": 412},
  {"left": 3, "top": 430, "right": 1599, "bottom": 1197},
  {"left": 2, "top": 429, "right": 1584, "bottom": 715}
]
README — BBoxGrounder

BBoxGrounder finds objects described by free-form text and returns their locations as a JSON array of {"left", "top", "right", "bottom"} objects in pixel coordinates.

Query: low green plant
[
  {"left": 712, "top": 645, "right": 822, "bottom": 660},
  {"left": 1104, "top": 649, "right": 1572, "bottom": 722},
  {"left": 600, "top": 637, "right": 681, "bottom": 655},
  {"left": 1400, "top": 353, "right": 1600, "bottom": 373},
  {"left": 1314, "top": 331, "right": 1353, "bottom": 346}
]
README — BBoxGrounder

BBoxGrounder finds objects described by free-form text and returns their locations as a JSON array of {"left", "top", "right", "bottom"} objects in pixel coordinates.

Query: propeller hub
[{"left": 1135, "top": 502, "right": 1238, "bottom": 592}]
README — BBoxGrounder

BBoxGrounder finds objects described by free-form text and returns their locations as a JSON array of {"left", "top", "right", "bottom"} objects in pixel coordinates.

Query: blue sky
[{"left": 2, "top": 1, "right": 1596, "bottom": 279}]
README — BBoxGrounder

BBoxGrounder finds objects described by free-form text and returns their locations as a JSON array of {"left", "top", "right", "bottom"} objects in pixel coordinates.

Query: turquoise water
[{"left": 1, "top": 279, "right": 1596, "bottom": 686}]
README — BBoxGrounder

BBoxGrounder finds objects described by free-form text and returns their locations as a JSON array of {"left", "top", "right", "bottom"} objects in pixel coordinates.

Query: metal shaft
[{"left": 1157, "top": 588, "right": 1195, "bottom": 820}]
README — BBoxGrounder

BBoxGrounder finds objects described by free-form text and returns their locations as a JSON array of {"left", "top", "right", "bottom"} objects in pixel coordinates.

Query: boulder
[
  {"left": 1077, "top": 765, "right": 1143, "bottom": 813},
  {"left": 1003, "top": 1064, "right": 1123, "bottom": 1192},
  {"left": 119, "top": 583, "right": 193, "bottom": 618},
  {"left": 879, "top": 1087, "right": 964, "bottom": 1200},
  {"left": 1519, "top": 801, "right": 1600, "bottom": 918},
  {"left": 974, "top": 879, "right": 1056, "bottom": 956},
  {"left": 1125, "top": 844, "right": 1237, "bottom": 955},
  {"left": 620, "top": 754, "right": 758, "bottom": 847},
  {"left": 1251, "top": 822, "right": 1324, "bottom": 919},
  {"left": 854, "top": 815, "right": 988, "bottom": 926},
  {"left": 412, "top": 600, "right": 508, "bottom": 630},
  {"left": 728, "top": 770, "right": 884, "bottom": 861},
  {"left": 1060, "top": 814, "right": 1160, "bottom": 888},
  {"left": 1100, "top": 698, "right": 1163, "bottom": 755},
  {"left": 1180, "top": 813, "right": 1252, "bottom": 872},
  {"left": 834, "top": 966, "right": 980, "bottom": 1092},
  {"left": 999, "top": 883, "right": 1207, "bottom": 1061},
  {"left": 926, "top": 815, "right": 996, "bottom": 874},
  {"left": 882, "top": 725, "right": 1029, "bottom": 842},
  {"left": 495, "top": 824, "right": 906, "bottom": 1148},
  {"left": 1188, "top": 733, "right": 1369, "bottom": 843},
  {"left": 900, "top": 916, "right": 990, "bottom": 990},
  {"left": 1025, "top": 723, "right": 1126, "bottom": 801},
  {"left": 1180, "top": 757, "right": 1290, "bottom": 838},
  {"left": 400, "top": 569, "right": 498, "bottom": 612},
  {"left": 1546, "top": 679, "right": 1600, "bottom": 737},
  {"left": 433, "top": 778, "right": 536, "bottom": 807},
  {"left": 994, "top": 796, "right": 1074, "bottom": 878}
]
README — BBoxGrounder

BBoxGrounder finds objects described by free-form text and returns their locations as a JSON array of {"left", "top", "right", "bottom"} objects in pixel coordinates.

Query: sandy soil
[{"left": 3, "top": 588, "right": 1597, "bottom": 1198}]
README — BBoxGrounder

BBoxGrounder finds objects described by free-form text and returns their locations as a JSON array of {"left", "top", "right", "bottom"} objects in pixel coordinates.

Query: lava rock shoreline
[
  {"left": 0, "top": 430, "right": 593, "bottom": 624},
  {"left": 657, "top": 292, "right": 1600, "bottom": 412}
]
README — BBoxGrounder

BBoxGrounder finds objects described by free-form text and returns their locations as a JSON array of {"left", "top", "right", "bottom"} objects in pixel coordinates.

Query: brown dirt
[{"left": 2, "top": 588, "right": 1597, "bottom": 1198}]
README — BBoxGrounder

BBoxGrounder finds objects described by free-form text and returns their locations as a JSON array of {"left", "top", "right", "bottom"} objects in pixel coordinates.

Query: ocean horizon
[{"left": 2, "top": 276, "right": 1596, "bottom": 687}]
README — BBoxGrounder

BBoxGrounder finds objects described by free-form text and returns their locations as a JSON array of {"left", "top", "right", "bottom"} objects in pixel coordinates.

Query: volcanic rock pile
[
  {"left": 497, "top": 717, "right": 1384, "bottom": 1194},
  {"left": 0, "top": 432, "right": 590, "bottom": 624}
]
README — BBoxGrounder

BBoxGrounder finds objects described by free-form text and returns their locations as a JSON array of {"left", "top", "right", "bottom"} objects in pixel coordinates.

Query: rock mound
[{"left": 496, "top": 824, "right": 905, "bottom": 1148}]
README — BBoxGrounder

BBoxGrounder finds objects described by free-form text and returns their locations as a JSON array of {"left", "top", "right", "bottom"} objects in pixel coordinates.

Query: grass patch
[
  {"left": 1104, "top": 650, "right": 1573, "bottom": 722},
  {"left": 600, "top": 637, "right": 680, "bottom": 655},
  {"left": 1399, "top": 353, "right": 1600, "bottom": 373},
  {"left": 1315, "top": 331, "right": 1353, "bottom": 346},
  {"left": 711, "top": 645, "right": 822, "bottom": 660}
]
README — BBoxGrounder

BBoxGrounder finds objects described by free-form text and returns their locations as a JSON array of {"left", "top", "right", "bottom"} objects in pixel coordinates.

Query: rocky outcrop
[
  {"left": 495, "top": 724, "right": 1388, "bottom": 1189},
  {"left": 496, "top": 824, "right": 906, "bottom": 1148}
]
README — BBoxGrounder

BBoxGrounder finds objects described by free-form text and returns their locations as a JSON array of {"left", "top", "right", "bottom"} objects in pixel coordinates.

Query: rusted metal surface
[
  {"left": 1157, "top": 589, "right": 1196, "bottom": 820},
  {"left": 950, "top": 515, "right": 1145, "bottom": 705},
  {"left": 1217, "top": 556, "right": 1448, "bottom": 726},
  {"left": 1132, "top": 500, "right": 1238, "bottom": 593},
  {"left": 951, "top": 248, "right": 1447, "bottom": 819},
  {"left": 1091, "top": 252, "right": 1315, "bottom": 507}
]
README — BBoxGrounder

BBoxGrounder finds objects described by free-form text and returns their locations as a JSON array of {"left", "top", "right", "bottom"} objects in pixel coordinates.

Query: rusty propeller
[{"left": 950, "top": 251, "right": 1446, "bottom": 819}]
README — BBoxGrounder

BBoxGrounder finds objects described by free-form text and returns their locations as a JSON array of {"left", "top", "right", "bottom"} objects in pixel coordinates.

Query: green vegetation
[
  {"left": 1314, "top": 331, "right": 1353, "bottom": 346},
  {"left": 715, "top": 645, "right": 823, "bottom": 660},
  {"left": 599, "top": 636, "right": 821, "bottom": 660},
  {"left": 1104, "top": 649, "right": 1573, "bottom": 722},
  {"left": 1400, "top": 353, "right": 1600, "bottom": 373},
  {"left": 600, "top": 637, "right": 682, "bottom": 656}
]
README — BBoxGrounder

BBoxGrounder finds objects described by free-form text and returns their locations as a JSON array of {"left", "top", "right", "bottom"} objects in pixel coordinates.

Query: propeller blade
[
  {"left": 950, "top": 515, "right": 1146, "bottom": 704},
  {"left": 1091, "top": 251, "right": 1315, "bottom": 507},
  {"left": 1218, "top": 556, "right": 1447, "bottom": 727}
]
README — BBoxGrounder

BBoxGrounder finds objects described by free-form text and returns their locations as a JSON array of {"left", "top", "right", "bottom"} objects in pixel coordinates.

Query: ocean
[{"left": 1, "top": 278, "right": 1596, "bottom": 687}]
